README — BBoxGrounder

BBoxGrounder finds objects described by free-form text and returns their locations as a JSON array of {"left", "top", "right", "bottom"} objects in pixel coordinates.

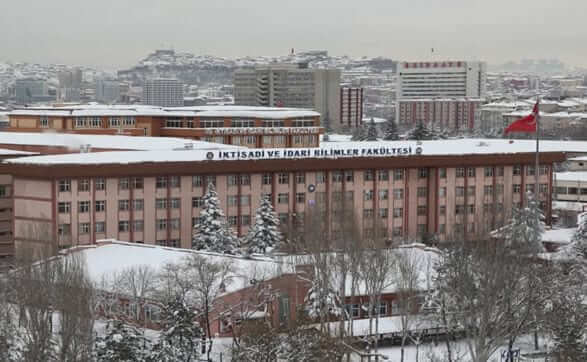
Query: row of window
[
  {"left": 169, "top": 119, "right": 315, "bottom": 129},
  {"left": 58, "top": 218, "right": 180, "bottom": 236},
  {"left": 73, "top": 117, "right": 135, "bottom": 128}
]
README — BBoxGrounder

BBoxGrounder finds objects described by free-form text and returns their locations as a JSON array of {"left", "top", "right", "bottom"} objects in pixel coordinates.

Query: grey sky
[{"left": 0, "top": 0, "right": 584, "bottom": 69}]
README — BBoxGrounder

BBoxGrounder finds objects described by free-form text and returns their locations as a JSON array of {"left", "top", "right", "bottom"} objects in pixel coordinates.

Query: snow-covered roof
[
  {"left": 63, "top": 240, "right": 286, "bottom": 296},
  {"left": 10, "top": 104, "right": 320, "bottom": 119},
  {"left": 555, "top": 171, "right": 587, "bottom": 182},
  {"left": 0, "top": 132, "right": 242, "bottom": 151},
  {"left": 0, "top": 148, "right": 38, "bottom": 156},
  {"left": 3, "top": 138, "right": 573, "bottom": 166}
]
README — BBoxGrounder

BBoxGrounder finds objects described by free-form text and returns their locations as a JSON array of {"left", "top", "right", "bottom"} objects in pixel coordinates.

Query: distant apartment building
[
  {"left": 95, "top": 79, "right": 121, "bottom": 104},
  {"left": 234, "top": 64, "right": 341, "bottom": 130},
  {"left": 143, "top": 79, "right": 184, "bottom": 107},
  {"left": 396, "top": 61, "right": 487, "bottom": 130},
  {"left": 14, "top": 79, "right": 49, "bottom": 105},
  {"left": 57, "top": 69, "right": 83, "bottom": 102},
  {"left": 340, "top": 87, "right": 364, "bottom": 128}
]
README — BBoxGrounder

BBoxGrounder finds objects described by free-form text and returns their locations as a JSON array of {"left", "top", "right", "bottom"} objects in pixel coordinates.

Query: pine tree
[
  {"left": 366, "top": 118, "right": 378, "bottom": 141},
  {"left": 244, "top": 195, "right": 283, "bottom": 255},
  {"left": 192, "top": 183, "right": 240, "bottom": 254},
  {"left": 149, "top": 298, "right": 203, "bottom": 362},
  {"left": 573, "top": 212, "right": 587, "bottom": 259},
  {"left": 304, "top": 278, "right": 342, "bottom": 320},
  {"left": 94, "top": 320, "right": 151, "bottom": 362},
  {"left": 498, "top": 192, "right": 545, "bottom": 252},
  {"left": 406, "top": 122, "right": 435, "bottom": 141},
  {"left": 382, "top": 119, "right": 400, "bottom": 140}
]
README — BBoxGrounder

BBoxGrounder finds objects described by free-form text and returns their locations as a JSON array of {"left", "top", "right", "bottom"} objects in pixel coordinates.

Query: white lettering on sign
[
  {"left": 203, "top": 127, "right": 320, "bottom": 136},
  {"left": 208, "top": 146, "right": 422, "bottom": 161}
]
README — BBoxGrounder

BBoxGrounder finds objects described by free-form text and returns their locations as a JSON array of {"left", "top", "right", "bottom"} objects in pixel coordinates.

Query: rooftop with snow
[
  {"left": 1, "top": 138, "right": 574, "bottom": 166},
  {"left": 9, "top": 104, "right": 320, "bottom": 119}
]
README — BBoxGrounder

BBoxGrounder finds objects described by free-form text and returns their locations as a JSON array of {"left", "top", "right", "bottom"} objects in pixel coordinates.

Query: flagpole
[{"left": 535, "top": 96, "right": 540, "bottom": 197}]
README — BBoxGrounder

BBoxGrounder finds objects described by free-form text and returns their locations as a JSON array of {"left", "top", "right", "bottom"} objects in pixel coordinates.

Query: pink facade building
[{"left": 2, "top": 139, "right": 564, "bottom": 255}]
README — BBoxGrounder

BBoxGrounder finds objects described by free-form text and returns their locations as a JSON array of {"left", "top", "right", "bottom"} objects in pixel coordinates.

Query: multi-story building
[
  {"left": 397, "top": 98, "right": 482, "bottom": 130},
  {"left": 7, "top": 105, "right": 322, "bottom": 148},
  {"left": 57, "top": 69, "right": 83, "bottom": 102},
  {"left": 1, "top": 139, "right": 563, "bottom": 257},
  {"left": 396, "top": 61, "right": 487, "bottom": 130},
  {"left": 143, "top": 78, "right": 184, "bottom": 107},
  {"left": 234, "top": 64, "right": 341, "bottom": 130},
  {"left": 14, "top": 78, "right": 49, "bottom": 105},
  {"left": 339, "top": 87, "right": 364, "bottom": 129},
  {"left": 95, "top": 79, "right": 121, "bottom": 104}
]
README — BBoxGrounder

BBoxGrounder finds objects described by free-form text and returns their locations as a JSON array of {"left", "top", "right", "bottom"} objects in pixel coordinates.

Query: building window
[
  {"left": 278, "top": 173, "right": 289, "bottom": 184},
  {"left": 170, "top": 198, "right": 180, "bottom": 209},
  {"left": 468, "top": 204, "right": 475, "bottom": 214},
  {"left": 484, "top": 167, "right": 494, "bottom": 177},
  {"left": 227, "top": 195, "right": 238, "bottom": 206},
  {"left": 79, "top": 223, "right": 90, "bottom": 235},
  {"left": 364, "top": 190, "right": 374, "bottom": 201},
  {"left": 363, "top": 209, "right": 374, "bottom": 219},
  {"left": 240, "top": 215, "right": 251, "bottom": 226},
  {"left": 467, "top": 186, "right": 476, "bottom": 196},
  {"left": 192, "top": 197, "right": 204, "bottom": 208},
  {"left": 278, "top": 213, "right": 288, "bottom": 224},
  {"left": 109, "top": 118, "right": 121, "bottom": 127},
  {"left": 278, "top": 193, "right": 289, "bottom": 204},
  {"left": 392, "top": 227, "right": 403, "bottom": 237},
  {"left": 95, "top": 200, "right": 105, "bottom": 212},
  {"left": 393, "top": 188, "right": 404, "bottom": 199},
  {"left": 364, "top": 170, "right": 374, "bottom": 181},
  {"left": 118, "top": 221, "right": 130, "bottom": 232},
  {"left": 156, "top": 219, "right": 167, "bottom": 231},
  {"left": 439, "top": 168, "right": 447, "bottom": 178},
  {"left": 156, "top": 198, "right": 168, "bottom": 209},
  {"left": 345, "top": 171, "right": 354, "bottom": 182},
  {"left": 440, "top": 205, "right": 446, "bottom": 215},
  {"left": 262, "top": 173, "right": 272, "bottom": 185},
  {"left": 539, "top": 166, "right": 548, "bottom": 175},
  {"left": 439, "top": 187, "right": 447, "bottom": 197},
  {"left": 169, "top": 219, "right": 180, "bottom": 230},
  {"left": 156, "top": 176, "right": 167, "bottom": 188},
  {"left": 78, "top": 201, "right": 90, "bottom": 213},
  {"left": 456, "top": 186, "right": 465, "bottom": 197},
  {"left": 228, "top": 175, "right": 238, "bottom": 186},
  {"left": 417, "top": 187, "right": 427, "bottom": 198},
  {"left": 418, "top": 168, "right": 428, "bottom": 178},
  {"left": 316, "top": 172, "right": 326, "bottom": 184},
  {"left": 59, "top": 179, "right": 71, "bottom": 192},
  {"left": 58, "top": 202, "right": 71, "bottom": 213},
  {"left": 295, "top": 172, "right": 305, "bottom": 184},
  {"left": 456, "top": 167, "right": 465, "bottom": 178},
  {"left": 58, "top": 224, "right": 71, "bottom": 236},
  {"left": 526, "top": 166, "right": 536, "bottom": 176},
  {"left": 417, "top": 205, "right": 427, "bottom": 216},
  {"left": 240, "top": 195, "right": 251, "bottom": 206},
  {"left": 394, "top": 169, "right": 404, "bottom": 180},
  {"left": 296, "top": 193, "right": 305, "bottom": 203},
  {"left": 497, "top": 167, "right": 504, "bottom": 176},
  {"left": 205, "top": 175, "right": 216, "bottom": 187},
  {"left": 131, "top": 177, "right": 143, "bottom": 189},
  {"left": 192, "top": 175, "right": 203, "bottom": 187},
  {"left": 119, "top": 178, "right": 129, "bottom": 190},
  {"left": 40, "top": 117, "right": 49, "bottom": 127},
  {"left": 228, "top": 216, "right": 237, "bottom": 226},
  {"left": 393, "top": 208, "right": 403, "bottom": 218},
  {"left": 378, "top": 170, "right": 389, "bottom": 181},
  {"left": 539, "top": 183, "right": 548, "bottom": 194},
  {"left": 170, "top": 176, "right": 180, "bottom": 188},
  {"left": 118, "top": 200, "right": 130, "bottom": 211},
  {"left": 379, "top": 190, "right": 389, "bottom": 200},
  {"left": 95, "top": 222, "right": 105, "bottom": 233},
  {"left": 332, "top": 171, "right": 343, "bottom": 183},
  {"left": 132, "top": 220, "right": 143, "bottom": 232},
  {"left": 95, "top": 177, "right": 105, "bottom": 191},
  {"left": 526, "top": 184, "right": 535, "bottom": 193},
  {"left": 78, "top": 179, "right": 90, "bottom": 192},
  {"left": 439, "top": 224, "right": 446, "bottom": 234},
  {"left": 484, "top": 185, "right": 493, "bottom": 196},
  {"left": 513, "top": 165, "right": 522, "bottom": 176},
  {"left": 455, "top": 205, "right": 465, "bottom": 215},
  {"left": 133, "top": 199, "right": 143, "bottom": 210},
  {"left": 467, "top": 167, "right": 476, "bottom": 177}
]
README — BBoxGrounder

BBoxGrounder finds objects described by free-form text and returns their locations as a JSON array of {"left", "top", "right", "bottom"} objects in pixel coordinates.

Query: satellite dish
[{"left": 307, "top": 184, "right": 316, "bottom": 193}]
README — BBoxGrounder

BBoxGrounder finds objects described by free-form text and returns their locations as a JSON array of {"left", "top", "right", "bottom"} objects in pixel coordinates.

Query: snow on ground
[{"left": 541, "top": 227, "right": 575, "bottom": 244}]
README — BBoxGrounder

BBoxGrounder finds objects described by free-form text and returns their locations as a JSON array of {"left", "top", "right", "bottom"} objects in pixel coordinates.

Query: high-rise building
[
  {"left": 339, "top": 87, "right": 363, "bottom": 128},
  {"left": 234, "top": 64, "right": 341, "bottom": 129},
  {"left": 143, "top": 78, "right": 184, "bottom": 107},
  {"left": 57, "top": 69, "right": 83, "bottom": 102},
  {"left": 397, "top": 61, "right": 486, "bottom": 99},
  {"left": 396, "top": 61, "right": 487, "bottom": 130},
  {"left": 95, "top": 79, "right": 121, "bottom": 104},
  {"left": 14, "top": 78, "right": 49, "bottom": 105}
]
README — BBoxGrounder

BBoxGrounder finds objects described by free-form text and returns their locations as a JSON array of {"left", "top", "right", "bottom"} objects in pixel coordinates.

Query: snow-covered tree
[
  {"left": 243, "top": 195, "right": 283, "bottom": 255},
  {"left": 149, "top": 298, "right": 203, "bottom": 362},
  {"left": 382, "top": 119, "right": 400, "bottom": 140},
  {"left": 192, "top": 183, "right": 240, "bottom": 254},
  {"left": 497, "top": 192, "right": 545, "bottom": 252},
  {"left": 304, "top": 280, "right": 343, "bottom": 320},
  {"left": 406, "top": 122, "right": 436, "bottom": 141},
  {"left": 573, "top": 212, "right": 587, "bottom": 259},
  {"left": 366, "top": 118, "right": 378, "bottom": 141},
  {"left": 94, "top": 320, "right": 151, "bottom": 362}
]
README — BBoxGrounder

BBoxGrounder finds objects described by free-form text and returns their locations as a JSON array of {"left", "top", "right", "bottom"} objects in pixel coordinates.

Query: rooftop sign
[{"left": 203, "top": 127, "right": 320, "bottom": 136}]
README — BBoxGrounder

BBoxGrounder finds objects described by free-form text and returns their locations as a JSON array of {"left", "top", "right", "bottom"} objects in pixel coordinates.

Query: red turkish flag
[{"left": 504, "top": 102, "right": 538, "bottom": 134}]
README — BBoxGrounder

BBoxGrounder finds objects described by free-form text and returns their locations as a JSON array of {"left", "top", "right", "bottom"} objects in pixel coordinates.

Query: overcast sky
[{"left": 0, "top": 0, "right": 583, "bottom": 69}]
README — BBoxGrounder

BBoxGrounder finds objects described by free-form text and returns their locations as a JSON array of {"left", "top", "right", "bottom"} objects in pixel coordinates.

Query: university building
[
  {"left": 0, "top": 139, "right": 564, "bottom": 258},
  {"left": 6, "top": 105, "right": 322, "bottom": 148}
]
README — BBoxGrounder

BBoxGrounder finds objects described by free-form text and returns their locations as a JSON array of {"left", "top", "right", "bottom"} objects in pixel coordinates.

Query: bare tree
[{"left": 118, "top": 265, "right": 158, "bottom": 327}]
